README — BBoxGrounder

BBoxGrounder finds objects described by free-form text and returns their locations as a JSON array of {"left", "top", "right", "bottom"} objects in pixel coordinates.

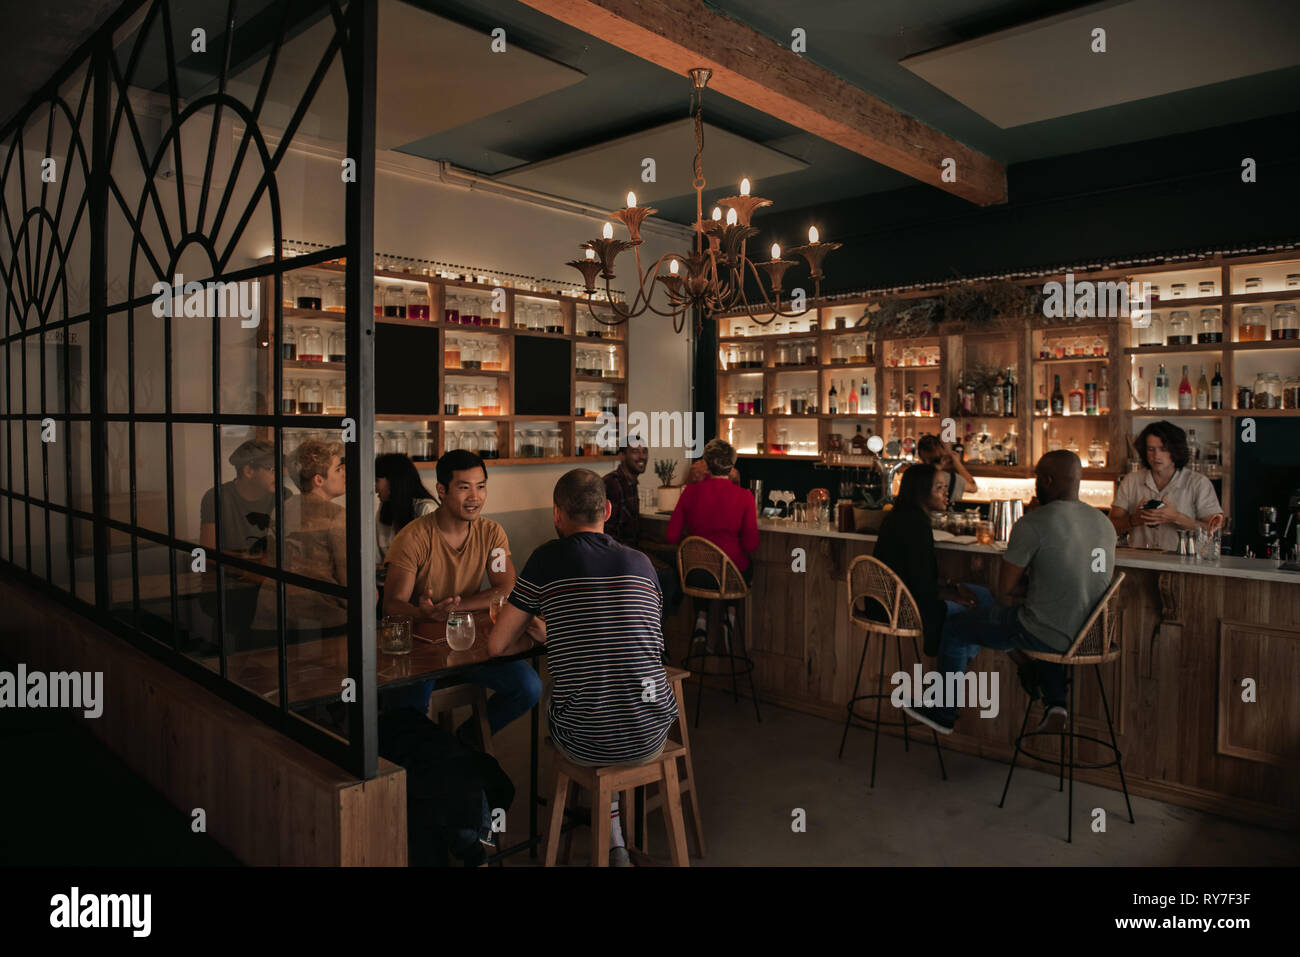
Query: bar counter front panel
[{"left": 643, "top": 515, "right": 1300, "bottom": 828}]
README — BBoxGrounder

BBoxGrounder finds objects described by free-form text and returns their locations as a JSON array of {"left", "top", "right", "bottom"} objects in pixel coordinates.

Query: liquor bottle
[
  {"left": 1068, "top": 378, "right": 1084, "bottom": 415},
  {"left": 1034, "top": 381, "right": 1049, "bottom": 415},
  {"left": 1186, "top": 428, "right": 1201, "bottom": 470},
  {"left": 860, "top": 379, "right": 870, "bottom": 412},
  {"left": 1006, "top": 424, "right": 1019, "bottom": 466},
  {"left": 887, "top": 387, "right": 899, "bottom": 414},
  {"left": 1195, "top": 363, "right": 1210, "bottom": 410},
  {"left": 1051, "top": 374, "right": 1065, "bottom": 415},
  {"left": 1084, "top": 370, "right": 1098, "bottom": 415},
  {"left": 1210, "top": 362, "right": 1223, "bottom": 409},
  {"left": 903, "top": 385, "right": 916, "bottom": 414},
  {"left": 964, "top": 374, "right": 977, "bottom": 415},
  {"left": 1178, "top": 365, "right": 1193, "bottom": 410},
  {"left": 1098, "top": 367, "right": 1110, "bottom": 414},
  {"left": 992, "top": 372, "right": 1005, "bottom": 415},
  {"left": 848, "top": 379, "right": 859, "bottom": 413},
  {"left": 1154, "top": 363, "right": 1170, "bottom": 409},
  {"left": 828, "top": 380, "right": 838, "bottom": 415},
  {"left": 1003, "top": 366, "right": 1017, "bottom": 416},
  {"left": 1134, "top": 366, "right": 1147, "bottom": 408},
  {"left": 852, "top": 424, "right": 867, "bottom": 454},
  {"left": 919, "top": 383, "right": 932, "bottom": 414}
]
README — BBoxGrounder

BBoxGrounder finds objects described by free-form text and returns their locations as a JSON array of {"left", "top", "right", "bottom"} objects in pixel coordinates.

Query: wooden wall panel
[{"left": 1218, "top": 621, "right": 1300, "bottom": 769}]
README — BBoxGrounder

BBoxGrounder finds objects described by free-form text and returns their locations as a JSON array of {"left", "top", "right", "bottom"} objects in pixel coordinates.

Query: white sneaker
[{"left": 1036, "top": 706, "right": 1068, "bottom": 734}]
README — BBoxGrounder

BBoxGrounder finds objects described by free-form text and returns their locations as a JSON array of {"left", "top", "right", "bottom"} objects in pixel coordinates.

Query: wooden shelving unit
[
  {"left": 716, "top": 251, "right": 1300, "bottom": 506},
  {"left": 257, "top": 258, "right": 630, "bottom": 467}
]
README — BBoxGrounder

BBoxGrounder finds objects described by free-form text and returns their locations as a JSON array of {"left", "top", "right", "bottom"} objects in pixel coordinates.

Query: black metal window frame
[{"left": 0, "top": 0, "right": 379, "bottom": 778}]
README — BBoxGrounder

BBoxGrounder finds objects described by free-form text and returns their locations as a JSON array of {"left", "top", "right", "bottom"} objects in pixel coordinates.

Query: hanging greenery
[{"left": 858, "top": 280, "right": 1043, "bottom": 337}]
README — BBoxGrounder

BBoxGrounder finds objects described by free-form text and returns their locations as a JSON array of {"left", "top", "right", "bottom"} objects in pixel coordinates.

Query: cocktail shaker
[
  {"left": 989, "top": 499, "right": 1024, "bottom": 543},
  {"left": 750, "top": 479, "right": 764, "bottom": 516}
]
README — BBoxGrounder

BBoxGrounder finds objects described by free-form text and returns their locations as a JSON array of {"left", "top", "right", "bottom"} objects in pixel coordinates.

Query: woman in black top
[{"left": 870, "top": 464, "right": 976, "bottom": 657}]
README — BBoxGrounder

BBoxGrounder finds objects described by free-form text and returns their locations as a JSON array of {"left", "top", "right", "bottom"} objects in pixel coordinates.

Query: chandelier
[{"left": 566, "top": 67, "right": 838, "bottom": 335}]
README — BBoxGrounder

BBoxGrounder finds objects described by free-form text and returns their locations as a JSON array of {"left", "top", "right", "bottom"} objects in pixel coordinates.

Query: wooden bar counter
[{"left": 643, "top": 514, "right": 1300, "bottom": 829}]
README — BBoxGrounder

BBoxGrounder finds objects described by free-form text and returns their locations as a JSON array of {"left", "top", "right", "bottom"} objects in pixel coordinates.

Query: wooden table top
[{"left": 217, "top": 610, "right": 543, "bottom": 704}]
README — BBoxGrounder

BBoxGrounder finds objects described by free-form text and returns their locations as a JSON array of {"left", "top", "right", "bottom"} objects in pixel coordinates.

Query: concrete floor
[{"left": 489, "top": 684, "right": 1300, "bottom": 867}]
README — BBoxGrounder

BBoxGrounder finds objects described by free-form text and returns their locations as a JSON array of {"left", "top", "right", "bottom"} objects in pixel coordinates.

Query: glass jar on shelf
[
  {"left": 385, "top": 430, "right": 408, "bottom": 456},
  {"left": 297, "top": 325, "right": 323, "bottom": 361},
  {"left": 459, "top": 385, "right": 481, "bottom": 416},
  {"left": 1138, "top": 312, "right": 1164, "bottom": 346},
  {"left": 776, "top": 342, "right": 792, "bottom": 367},
  {"left": 1087, "top": 438, "right": 1107, "bottom": 469},
  {"left": 1051, "top": 338, "right": 1066, "bottom": 358},
  {"left": 803, "top": 339, "right": 818, "bottom": 365},
  {"left": 383, "top": 284, "right": 406, "bottom": 319},
  {"left": 1072, "top": 336, "right": 1087, "bottom": 356},
  {"left": 480, "top": 385, "right": 501, "bottom": 416},
  {"left": 902, "top": 346, "right": 917, "bottom": 367},
  {"left": 408, "top": 286, "right": 430, "bottom": 320},
  {"left": 601, "top": 390, "right": 618, "bottom": 416},
  {"left": 488, "top": 297, "right": 503, "bottom": 328},
  {"left": 375, "top": 431, "right": 386, "bottom": 456},
  {"left": 462, "top": 339, "right": 481, "bottom": 370},
  {"left": 446, "top": 430, "right": 459, "bottom": 454},
  {"left": 461, "top": 430, "right": 479, "bottom": 454},
  {"left": 603, "top": 346, "right": 622, "bottom": 378},
  {"left": 1283, "top": 375, "right": 1300, "bottom": 410},
  {"left": 1091, "top": 335, "right": 1105, "bottom": 356},
  {"left": 847, "top": 336, "right": 864, "bottom": 363},
  {"left": 324, "top": 380, "right": 346, "bottom": 416},
  {"left": 297, "top": 276, "right": 322, "bottom": 310},
  {"left": 480, "top": 430, "right": 498, "bottom": 459},
  {"left": 724, "top": 391, "right": 737, "bottom": 415},
  {"left": 1238, "top": 305, "right": 1268, "bottom": 341},
  {"left": 324, "top": 279, "right": 345, "bottom": 313},
  {"left": 410, "top": 429, "right": 436, "bottom": 462},
  {"left": 1253, "top": 372, "right": 1282, "bottom": 409},
  {"left": 586, "top": 391, "right": 601, "bottom": 419},
  {"left": 280, "top": 379, "right": 298, "bottom": 414},
  {"left": 751, "top": 343, "right": 765, "bottom": 368},
  {"left": 545, "top": 429, "right": 563, "bottom": 457},
  {"left": 1271, "top": 303, "right": 1298, "bottom": 340},
  {"left": 282, "top": 274, "right": 298, "bottom": 310},
  {"left": 444, "top": 291, "right": 460, "bottom": 325},
  {"left": 444, "top": 336, "right": 461, "bottom": 369},
  {"left": 1198, "top": 307, "right": 1222, "bottom": 343},
  {"left": 1167, "top": 310, "right": 1193, "bottom": 345},
  {"left": 482, "top": 340, "right": 502, "bottom": 371},
  {"left": 297, "top": 378, "right": 324, "bottom": 415},
  {"left": 327, "top": 328, "right": 346, "bottom": 363},
  {"left": 528, "top": 303, "right": 545, "bottom": 332},
  {"left": 774, "top": 389, "right": 788, "bottom": 414},
  {"left": 281, "top": 324, "right": 297, "bottom": 361}
]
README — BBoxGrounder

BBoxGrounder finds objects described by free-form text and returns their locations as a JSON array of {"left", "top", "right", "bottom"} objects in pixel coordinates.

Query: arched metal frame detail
[{"left": 0, "top": 0, "right": 378, "bottom": 778}]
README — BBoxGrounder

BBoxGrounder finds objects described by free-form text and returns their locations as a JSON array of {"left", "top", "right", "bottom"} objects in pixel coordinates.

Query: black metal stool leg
[
  {"left": 1067, "top": 669, "right": 1076, "bottom": 843},
  {"left": 838, "top": 636, "right": 870, "bottom": 760},
  {"left": 869, "top": 633, "right": 887, "bottom": 788},
  {"left": 1095, "top": 664, "right": 1135, "bottom": 824},
  {"left": 912, "top": 636, "right": 947, "bottom": 781},
  {"left": 998, "top": 695, "right": 1034, "bottom": 808},
  {"left": 740, "top": 602, "right": 761, "bottom": 724},
  {"left": 897, "top": 638, "right": 911, "bottom": 753}
]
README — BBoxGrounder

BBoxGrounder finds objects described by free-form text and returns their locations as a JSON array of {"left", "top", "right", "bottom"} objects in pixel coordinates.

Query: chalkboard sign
[
  {"left": 375, "top": 324, "right": 439, "bottom": 415},
  {"left": 514, "top": 336, "right": 572, "bottom": 415}
]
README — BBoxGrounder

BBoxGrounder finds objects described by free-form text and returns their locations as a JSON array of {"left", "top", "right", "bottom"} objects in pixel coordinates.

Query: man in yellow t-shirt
[{"left": 381, "top": 450, "right": 541, "bottom": 742}]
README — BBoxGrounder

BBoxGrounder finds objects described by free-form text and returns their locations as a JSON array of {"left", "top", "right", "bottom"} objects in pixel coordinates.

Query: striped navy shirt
[{"left": 509, "top": 532, "right": 676, "bottom": 764}]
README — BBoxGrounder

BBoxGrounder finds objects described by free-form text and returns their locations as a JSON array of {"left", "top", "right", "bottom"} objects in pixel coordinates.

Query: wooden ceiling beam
[{"left": 516, "top": 0, "right": 1007, "bottom": 206}]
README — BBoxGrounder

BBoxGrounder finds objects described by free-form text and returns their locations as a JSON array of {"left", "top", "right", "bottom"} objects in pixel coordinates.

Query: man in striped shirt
[{"left": 489, "top": 468, "right": 677, "bottom": 865}]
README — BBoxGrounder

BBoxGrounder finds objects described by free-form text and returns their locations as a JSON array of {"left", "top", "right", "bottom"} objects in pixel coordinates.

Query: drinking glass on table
[
  {"left": 489, "top": 594, "right": 507, "bottom": 623},
  {"left": 446, "top": 612, "right": 476, "bottom": 651},
  {"left": 379, "top": 615, "right": 412, "bottom": 655},
  {"left": 975, "top": 521, "right": 995, "bottom": 546}
]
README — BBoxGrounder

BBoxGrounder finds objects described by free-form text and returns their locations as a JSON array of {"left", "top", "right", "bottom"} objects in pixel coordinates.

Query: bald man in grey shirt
[{"left": 905, "top": 451, "right": 1115, "bottom": 735}]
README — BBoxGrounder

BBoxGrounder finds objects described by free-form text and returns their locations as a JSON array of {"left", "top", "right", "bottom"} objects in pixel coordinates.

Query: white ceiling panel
[
  {"left": 900, "top": 0, "right": 1300, "bottom": 129},
  {"left": 493, "top": 117, "right": 808, "bottom": 210}
]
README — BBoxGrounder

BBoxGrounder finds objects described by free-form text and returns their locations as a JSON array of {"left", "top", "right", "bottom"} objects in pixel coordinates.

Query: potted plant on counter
[{"left": 654, "top": 459, "right": 682, "bottom": 513}]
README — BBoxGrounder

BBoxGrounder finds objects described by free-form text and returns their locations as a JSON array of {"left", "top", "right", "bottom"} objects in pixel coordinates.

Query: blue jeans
[
  {"left": 936, "top": 584, "right": 1068, "bottom": 722},
  {"left": 381, "top": 660, "right": 542, "bottom": 737}
]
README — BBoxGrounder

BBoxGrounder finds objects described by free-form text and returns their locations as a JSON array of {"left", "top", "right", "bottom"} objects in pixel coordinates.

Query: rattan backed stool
[
  {"left": 998, "top": 571, "right": 1134, "bottom": 843},
  {"left": 839, "top": 555, "right": 947, "bottom": 788},
  {"left": 677, "top": 536, "right": 761, "bottom": 728}
]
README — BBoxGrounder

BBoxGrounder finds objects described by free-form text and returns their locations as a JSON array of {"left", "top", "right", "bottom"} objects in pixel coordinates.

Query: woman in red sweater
[{"left": 666, "top": 438, "right": 759, "bottom": 652}]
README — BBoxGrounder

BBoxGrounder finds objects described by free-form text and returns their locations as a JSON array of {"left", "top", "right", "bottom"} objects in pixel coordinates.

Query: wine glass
[{"left": 446, "top": 613, "right": 476, "bottom": 651}]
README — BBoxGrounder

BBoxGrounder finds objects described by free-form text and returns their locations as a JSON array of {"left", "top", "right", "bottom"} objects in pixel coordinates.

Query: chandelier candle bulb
[
  {"left": 741, "top": 178, "right": 751, "bottom": 196},
  {"left": 726, "top": 208, "right": 738, "bottom": 225},
  {"left": 808, "top": 226, "right": 819, "bottom": 244},
  {"left": 626, "top": 191, "right": 637, "bottom": 208},
  {"left": 772, "top": 244, "right": 781, "bottom": 260},
  {"left": 585, "top": 248, "right": 595, "bottom": 259},
  {"left": 602, "top": 222, "right": 613, "bottom": 239},
  {"left": 670, "top": 259, "right": 679, "bottom": 275},
  {"left": 712, "top": 207, "right": 722, "bottom": 221}
]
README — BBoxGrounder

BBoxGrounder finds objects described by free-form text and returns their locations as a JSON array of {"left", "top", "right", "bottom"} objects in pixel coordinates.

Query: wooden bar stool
[
  {"left": 426, "top": 683, "right": 494, "bottom": 756},
  {"left": 840, "top": 555, "right": 947, "bottom": 788},
  {"left": 998, "top": 572, "right": 1133, "bottom": 843},
  {"left": 543, "top": 739, "right": 691, "bottom": 867},
  {"left": 627, "top": 666, "right": 706, "bottom": 857},
  {"left": 677, "top": 536, "right": 761, "bottom": 728}
]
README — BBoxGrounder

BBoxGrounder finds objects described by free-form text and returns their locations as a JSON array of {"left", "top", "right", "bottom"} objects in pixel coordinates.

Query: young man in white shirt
[{"left": 1110, "top": 421, "right": 1223, "bottom": 551}]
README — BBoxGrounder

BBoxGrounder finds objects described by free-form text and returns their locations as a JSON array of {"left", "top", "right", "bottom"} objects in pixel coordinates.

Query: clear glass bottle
[
  {"left": 1139, "top": 311, "right": 1164, "bottom": 346},
  {"left": 544, "top": 305, "right": 564, "bottom": 334},
  {"left": 282, "top": 274, "right": 298, "bottom": 310},
  {"left": 604, "top": 346, "right": 621, "bottom": 378},
  {"left": 481, "top": 384, "right": 501, "bottom": 416},
  {"left": 444, "top": 291, "right": 460, "bottom": 325},
  {"left": 1283, "top": 374, "right": 1300, "bottom": 410},
  {"left": 280, "top": 379, "right": 297, "bottom": 414},
  {"left": 408, "top": 286, "right": 430, "bottom": 320},
  {"left": 850, "top": 335, "right": 867, "bottom": 364},
  {"left": 1167, "top": 310, "right": 1193, "bottom": 345},
  {"left": 1198, "top": 307, "right": 1222, "bottom": 343},
  {"left": 1271, "top": 303, "right": 1299, "bottom": 340},
  {"left": 1091, "top": 335, "right": 1105, "bottom": 356},
  {"left": 324, "top": 380, "right": 346, "bottom": 416},
  {"left": 601, "top": 390, "right": 618, "bottom": 415},
  {"left": 383, "top": 284, "right": 406, "bottom": 318},
  {"left": 297, "top": 276, "right": 322, "bottom": 310},
  {"left": 459, "top": 385, "right": 480, "bottom": 416},
  {"left": 480, "top": 430, "right": 498, "bottom": 459},
  {"left": 832, "top": 339, "right": 849, "bottom": 364},
  {"left": 462, "top": 339, "right": 481, "bottom": 370},
  {"left": 482, "top": 340, "right": 502, "bottom": 371},
  {"left": 297, "top": 325, "right": 323, "bottom": 361},
  {"left": 1238, "top": 305, "right": 1268, "bottom": 341},
  {"left": 326, "top": 328, "right": 346, "bottom": 363},
  {"left": 444, "top": 336, "right": 461, "bottom": 369},
  {"left": 324, "top": 279, "right": 345, "bottom": 313},
  {"left": 297, "top": 378, "right": 323, "bottom": 415}
]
